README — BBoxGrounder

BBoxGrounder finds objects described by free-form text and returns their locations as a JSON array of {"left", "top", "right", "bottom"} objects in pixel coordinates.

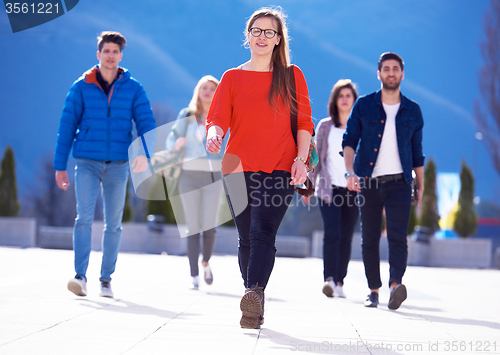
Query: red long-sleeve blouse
[{"left": 207, "top": 65, "right": 314, "bottom": 175}]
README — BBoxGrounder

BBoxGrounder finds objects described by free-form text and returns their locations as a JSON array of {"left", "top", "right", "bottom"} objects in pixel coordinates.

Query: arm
[
  {"left": 343, "top": 146, "right": 360, "bottom": 192},
  {"left": 206, "top": 125, "right": 224, "bottom": 153},
  {"left": 131, "top": 155, "right": 149, "bottom": 173},
  {"left": 414, "top": 166, "right": 424, "bottom": 206},
  {"left": 294, "top": 66, "right": 315, "bottom": 135},
  {"left": 206, "top": 71, "right": 232, "bottom": 139},
  {"left": 292, "top": 66, "right": 314, "bottom": 186},
  {"left": 412, "top": 105, "right": 425, "bottom": 205},
  {"left": 53, "top": 82, "right": 83, "bottom": 190},
  {"left": 53, "top": 83, "right": 83, "bottom": 172},
  {"left": 342, "top": 99, "right": 362, "bottom": 192},
  {"left": 411, "top": 106, "right": 425, "bottom": 169},
  {"left": 167, "top": 109, "right": 191, "bottom": 151},
  {"left": 55, "top": 171, "right": 70, "bottom": 191},
  {"left": 132, "top": 84, "right": 156, "bottom": 172},
  {"left": 291, "top": 129, "right": 312, "bottom": 186}
]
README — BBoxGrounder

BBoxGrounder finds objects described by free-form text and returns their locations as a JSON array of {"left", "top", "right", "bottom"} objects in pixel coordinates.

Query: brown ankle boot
[
  {"left": 259, "top": 291, "right": 265, "bottom": 325},
  {"left": 240, "top": 284, "right": 264, "bottom": 329}
]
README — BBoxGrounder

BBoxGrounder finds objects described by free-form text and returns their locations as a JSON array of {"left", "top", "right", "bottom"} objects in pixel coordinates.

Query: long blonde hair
[
  {"left": 187, "top": 75, "right": 220, "bottom": 123},
  {"left": 244, "top": 7, "right": 294, "bottom": 112}
]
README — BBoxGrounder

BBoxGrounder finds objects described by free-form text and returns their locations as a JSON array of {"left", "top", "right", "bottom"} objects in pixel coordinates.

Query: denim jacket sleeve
[
  {"left": 342, "top": 98, "right": 362, "bottom": 152},
  {"left": 411, "top": 105, "right": 425, "bottom": 168}
]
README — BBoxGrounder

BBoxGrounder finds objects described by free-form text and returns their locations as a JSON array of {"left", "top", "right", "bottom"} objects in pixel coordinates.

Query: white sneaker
[
  {"left": 322, "top": 277, "right": 334, "bottom": 298},
  {"left": 68, "top": 277, "right": 87, "bottom": 297},
  {"left": 334, "top": 283, "right": 346, "bottom": 298},
  {"left": 99, "top": 281, "right": 114, "bottom": 298},
  {"left": 203, "top": 264, "right": 213, "bottom": 285},
  {"left": 191, "top": 276, "right": 199, "bottom": 290}
]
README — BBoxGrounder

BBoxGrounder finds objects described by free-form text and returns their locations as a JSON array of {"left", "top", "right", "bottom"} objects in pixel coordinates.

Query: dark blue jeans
[
  {"left": 359, "top": 178, "right": 412, "bottom": 290},
  {"left": 319, "top": 186, "right": 359, "bottom": 284},
  {"left": 229, "top": 171, "right": 295, "bottom": 290}
]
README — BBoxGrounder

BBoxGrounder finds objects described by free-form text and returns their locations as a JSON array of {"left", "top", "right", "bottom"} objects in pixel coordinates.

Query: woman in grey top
[
  {"left": 167, "top": 75, "right": 224, "bottom": 290},
  {"left": 309, "top": 79, "right": 359, "bottom": 298}
]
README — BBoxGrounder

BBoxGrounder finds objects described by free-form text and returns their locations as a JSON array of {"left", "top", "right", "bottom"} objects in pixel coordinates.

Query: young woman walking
[{"left": 206, "top": 7, "right": 314, "bottom": 328}]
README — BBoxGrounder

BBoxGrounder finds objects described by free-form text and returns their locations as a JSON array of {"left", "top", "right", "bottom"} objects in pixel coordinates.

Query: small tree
[
  {"left": 31, "top": 155, "right": 76, "bottom": 226},
  {"left": 122, "top": 180, "right": 133, "bottom": 222},
  {"left": 453, "top": 161, "right": 477, "bottom": 237},
  {"left": 475, "top": 0, "right": 500, "bottom": 178},
  {"left": 408, "top": 205, "right": 417, "bottom": 235},
  {"left": 418, "top": 158, "right": 440, "bottom": 232},
  {"left": 0, "top": 146, "right": 20, "bottom": 216},
  {"left": 146, "top": 174, "right": 177, "bottom": 224}
]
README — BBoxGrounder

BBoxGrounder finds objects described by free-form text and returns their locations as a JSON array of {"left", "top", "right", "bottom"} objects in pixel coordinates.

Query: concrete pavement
[{"left": 0, "top": 246, "right": 499, "bottom": 355}]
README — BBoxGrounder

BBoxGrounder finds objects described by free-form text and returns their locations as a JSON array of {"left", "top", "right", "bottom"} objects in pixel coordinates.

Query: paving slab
[{"left": 0, "top": 246, "right": 499, "bottom": 355}]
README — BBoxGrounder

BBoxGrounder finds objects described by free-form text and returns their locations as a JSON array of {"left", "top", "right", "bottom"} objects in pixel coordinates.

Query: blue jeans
[
  {"left": 359, "top": 178, "right": 412, "bottom": 289},
  {"left": 229, "top": 171, "right": 294, "bottom": 290},
  {"left": 73, "top": 159, "right": 129, "bottom": 282},
  {"left": 319, "top": 186, "right": 359, "bottom": 284}
]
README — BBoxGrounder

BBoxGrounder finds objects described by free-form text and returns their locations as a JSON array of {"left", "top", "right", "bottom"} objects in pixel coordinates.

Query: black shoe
[
  {"left": 388, "top": 284, "right": 407, "bottom": 310},
  {"left": 364, "top": 292, "right": 379, "bottom": 308}
]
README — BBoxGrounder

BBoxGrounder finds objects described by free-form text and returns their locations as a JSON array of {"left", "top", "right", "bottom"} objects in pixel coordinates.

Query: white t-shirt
[
  {"left": 372, "top": 103, "right": 403, "bottom": 177},
  {"left": 326, "top": 125, "right": 348, "bottom": 188}
]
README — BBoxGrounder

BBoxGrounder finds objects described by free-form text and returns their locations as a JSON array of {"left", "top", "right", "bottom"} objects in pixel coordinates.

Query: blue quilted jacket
[{"left": 53, "top": 66, "right": 156, "bottom": 171}]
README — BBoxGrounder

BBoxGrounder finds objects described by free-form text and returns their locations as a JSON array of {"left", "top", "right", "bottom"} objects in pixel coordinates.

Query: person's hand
[
  {"left": 174, "top": 137, "right": 187, "bottom": 151},
  {"left": 346, "top": 174, "right": 361, "bottom": 192},
  {"left": 131, "top": 155, "right": 148, "bottom": 173},
  {"left": 290, "top": 160, "right": 308, "bottom": 186},
  {"left": 415, "top": 186, "right": 423, "bottom": 206},
  {"left": 55, "top": 171, "right": 70, "bottom": 191},
  {"left": 206, "top": 134, "right": 222, "bottom": 153}
]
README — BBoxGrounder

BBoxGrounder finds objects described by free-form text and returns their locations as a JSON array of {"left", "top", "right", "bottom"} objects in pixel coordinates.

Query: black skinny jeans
[
  {"left": 319, "top": 186, "right": 359, "bottom": 284},
  {"left": 227, "top": 171, "right": 294, "bottom": 290},
  {"left": 359, "top": 178, "right": 412, "bottom": 290}
]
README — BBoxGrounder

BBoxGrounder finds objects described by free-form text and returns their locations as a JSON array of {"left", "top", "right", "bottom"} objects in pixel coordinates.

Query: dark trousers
[
  {"left": 359, "top": 178, "right": 412, "bottom": 290},
  {"left": 178, "top": 170, "right": 222, "bottom": 277},
  {"left": 187, "top": 229, "right": 216, "bottom": 277},
  {"left": 229, "top": 171, "right": 294, "bottom": 290},
  {"left": 319, "top": 186, "right": 359, "bottom": 284}
]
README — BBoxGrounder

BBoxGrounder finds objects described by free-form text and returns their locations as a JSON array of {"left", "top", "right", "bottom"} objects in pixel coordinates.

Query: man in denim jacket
[{"left": 342, "top": 52, "right": 424, "bottom": 310}]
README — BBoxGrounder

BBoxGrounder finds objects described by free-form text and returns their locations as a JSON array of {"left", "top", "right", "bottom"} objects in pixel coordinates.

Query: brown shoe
[
  {"left": 259, "top": 291, "right": 265, "bottom": 325},
  {"left": 240, "top": 284, "right": 264, "bottom": 329}
]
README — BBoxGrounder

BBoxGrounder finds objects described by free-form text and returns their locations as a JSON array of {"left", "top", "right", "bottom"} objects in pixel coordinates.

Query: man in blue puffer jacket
[{"left": 53, "top": 31, "right": 156, "bottom": 298}]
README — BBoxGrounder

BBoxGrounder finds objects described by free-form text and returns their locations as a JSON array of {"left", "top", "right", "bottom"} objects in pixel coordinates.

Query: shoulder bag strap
[{"left": 289, "top": 65, "right": 298, "bottom": 145}]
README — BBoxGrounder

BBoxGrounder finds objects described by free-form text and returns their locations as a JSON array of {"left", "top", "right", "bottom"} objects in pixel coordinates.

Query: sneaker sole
[
  {"left": 388, "top": 284, "right": 407, "bottom": 310},
  {"left": 68, "top": 281, "right": 86, "bottom": 297},
  {"left": 240, "top": 292, "right": 262, "bottom": 329},
  {"left": 99, "top": 292, "right": 114, "bottom": 298},
  {"left": 322, "top": 284, "right": 334, "bottom": 298}
]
